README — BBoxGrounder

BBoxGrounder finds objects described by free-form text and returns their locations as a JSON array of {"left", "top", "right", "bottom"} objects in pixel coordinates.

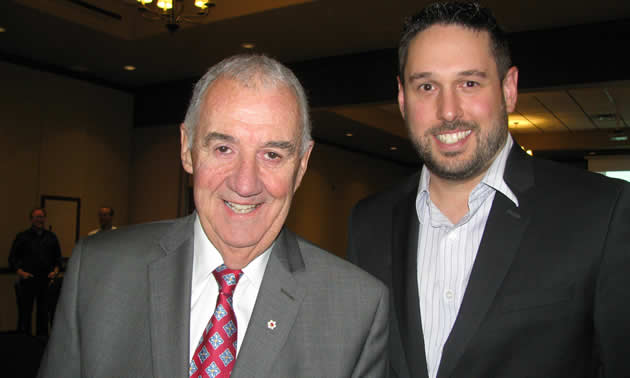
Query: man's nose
[
  {"left": 437, "top": 88, "right": 463, "bottom": 122},
  {"left": 229, "top": 156, "right": 263, "bottom": 197}
]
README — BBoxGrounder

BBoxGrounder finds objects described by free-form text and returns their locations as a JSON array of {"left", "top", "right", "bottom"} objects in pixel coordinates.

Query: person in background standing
[{"left": 9, "top": 207, "right": 62, "bottom": 337}]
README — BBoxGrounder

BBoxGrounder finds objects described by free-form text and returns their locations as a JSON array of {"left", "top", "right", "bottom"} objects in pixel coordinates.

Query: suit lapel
[
  {"left": 149, "top": 215, "right": 195, "bottom": 378},
  {"left": 232, "top": 228, "right": 306, "bottom": 378},
  {"left": 392, "top": 174, "right": 429, "bottom": 378},
  {"left": 437, "top": 146, "right": 534, "bottom": 378}
]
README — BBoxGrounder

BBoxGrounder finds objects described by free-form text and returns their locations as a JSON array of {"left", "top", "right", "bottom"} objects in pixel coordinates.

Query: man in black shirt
[{"left": 9, "top": 208, "right": 62, "bottom": 336}]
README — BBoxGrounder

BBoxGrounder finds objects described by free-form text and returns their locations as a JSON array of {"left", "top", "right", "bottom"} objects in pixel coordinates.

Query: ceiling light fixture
[
  {"left": 134, "top": 0, "right": 216, "bottom": 33},
  {"left": 610, "top": 135, "right": 628, "bottom": 142},
  {"left": 124, "top": 65, "right": 137, "bottom": 71},
  {"left": 609, "top": 130, "right": 628, "bottom": 142},
  {"left": 0, "top": 27, "right": 6, "bottom": 33},
  {"left": 241, "top": 43, "right": 255, "bottom": 49}
]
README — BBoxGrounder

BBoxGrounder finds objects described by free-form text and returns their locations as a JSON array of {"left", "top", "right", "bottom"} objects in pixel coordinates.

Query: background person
[
  {"left": 9, "top": 208, "right": 61, "bottom": 337},
  {"left": 87, "top": 207, "right": 116, "bottom": 235}
]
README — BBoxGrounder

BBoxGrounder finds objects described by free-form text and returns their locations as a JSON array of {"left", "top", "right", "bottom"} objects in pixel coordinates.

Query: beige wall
[
  {"left": 0, "top": 61, "right": 133, "bottom": 331},
  {"left": 287, "top": 143, "right": 414, "bottom": 257},
  {"left": 129, "top": 125, "right": 184, "bottom": 224}
]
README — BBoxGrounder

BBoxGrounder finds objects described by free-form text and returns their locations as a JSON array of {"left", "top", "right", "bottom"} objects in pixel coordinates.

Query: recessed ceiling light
[
  {"left": 526, "top": 149, "right": 533, "bottom": 156},
  {"left": 123, "top": 65, "right": 136, "bottom": 71},
  {"left": 241, "top": 43, "right": 255, "bottom": 49},
  {"left": 594, "top": 113, "right": 616, "bottom": 122},
  {"left": 0, "top": 27, "right": 6, "bottom": 33},
  {"left": 610, "top": 135, "right": 628, "bottom": 142},
  {"left": 345, "top": 132, "right": 353, "bottom": 137}
]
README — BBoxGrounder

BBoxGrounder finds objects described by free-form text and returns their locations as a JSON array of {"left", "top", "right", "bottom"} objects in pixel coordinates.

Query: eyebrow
[
  {"left": 458, "top": 70, "right": 488, "bottom": 78},
  {"left": 264, "top": 140, "right": 297, "bottom": 155},
  {"left": 407, "top": 72, "right": 432, "bottom": 82},
  {"left": 201, "top": 132, "right": 235, "bottom": 147},
  {"left": 407, "top": 70, "right": 488, "bottom": 82},
  {"left": 201, "top": 131, "right": 297, "bottom": 155}
]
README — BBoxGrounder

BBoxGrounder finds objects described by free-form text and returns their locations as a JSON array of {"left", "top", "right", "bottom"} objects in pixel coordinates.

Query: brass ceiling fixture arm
[{"left": 133, "top": 0, "right": 216, "bottom": 32}]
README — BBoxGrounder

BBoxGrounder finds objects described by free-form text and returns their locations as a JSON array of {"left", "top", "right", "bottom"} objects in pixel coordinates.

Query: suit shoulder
[
  {"left": 532, "top": 157, "right": 628, "bottom": 197},
  {"left": 86, "top": 218, "right": 175, "bottom": 242},
  {"left": 354, "top": 172, "right": 420, "bottom": 212},
  {"left": 79, "top": 217, "right": 184, "bottom": 260}
]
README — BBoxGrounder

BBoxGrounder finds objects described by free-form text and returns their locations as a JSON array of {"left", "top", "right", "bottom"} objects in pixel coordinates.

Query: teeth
[
  {"left": 225, "top": 201, "right": 259, "bottom": 214},
  {"left": 436, "top": 130, "right": 472, "bottom": 145}
]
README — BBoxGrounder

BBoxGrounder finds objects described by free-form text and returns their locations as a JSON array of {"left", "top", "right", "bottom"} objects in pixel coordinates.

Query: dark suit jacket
[
  {"left": 38, "top": 214, "right": 389, "bottom": 377},
  {"left": 348, "top": 145, "right": 630, "bottom": 378}
]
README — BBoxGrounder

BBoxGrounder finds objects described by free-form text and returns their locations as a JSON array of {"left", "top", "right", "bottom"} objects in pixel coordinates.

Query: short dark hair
[
  {"left": 30, "top": 207, "right": 46, "bottom": 218},
  {"left": 398, "top": 1, "right": 511, "bottom": 84}
]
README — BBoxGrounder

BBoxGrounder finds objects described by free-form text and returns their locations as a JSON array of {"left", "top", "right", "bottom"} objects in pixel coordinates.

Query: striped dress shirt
[{"left": 415, "top": 135, "right": 519, "bottom": 378}]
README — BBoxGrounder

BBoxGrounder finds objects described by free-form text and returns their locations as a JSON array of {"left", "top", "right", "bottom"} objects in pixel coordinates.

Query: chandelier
[{"left": 135, "top": 0, "right": 216, "bottom": 33}]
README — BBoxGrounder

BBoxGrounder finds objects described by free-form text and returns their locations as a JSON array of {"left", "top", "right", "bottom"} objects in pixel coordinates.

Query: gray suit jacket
[{"left": 38, "top": 214, "right": 389, "bottom": 377}]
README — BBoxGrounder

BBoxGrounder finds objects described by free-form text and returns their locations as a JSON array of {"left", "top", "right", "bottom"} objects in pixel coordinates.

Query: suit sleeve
[
  {"left": 8, "top": 232, "right": 24, "bottom": 271},
  {"left": 351, "top": 282, "right": 390, "bottom": 378},
  {"left": 38, "top": 240, "right": 84, "bottom": 378},
  {"left": 594, "top": 182, "right": 630, "bottom": 377}
]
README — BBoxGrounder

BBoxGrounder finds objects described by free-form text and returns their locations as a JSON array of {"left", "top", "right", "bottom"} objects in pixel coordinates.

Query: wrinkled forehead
[{"left": 199, "top": 77, "right": 301, "bottom": 136}]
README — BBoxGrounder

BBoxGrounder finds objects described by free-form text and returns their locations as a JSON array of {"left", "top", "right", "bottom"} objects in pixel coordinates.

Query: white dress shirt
[
  {"left": 415, "top": 135, "right": 519, "bottom": 378},
  {"left": 189, "top": 215, "right": 271, "bottom": 362}
]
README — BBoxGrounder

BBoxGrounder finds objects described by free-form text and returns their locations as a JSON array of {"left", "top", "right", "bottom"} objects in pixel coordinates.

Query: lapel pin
[{"left": 267, "top": 320, "right": 277, "bottom": 330}]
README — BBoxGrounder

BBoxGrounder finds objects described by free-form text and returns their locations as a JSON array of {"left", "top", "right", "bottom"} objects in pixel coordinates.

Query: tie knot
[{"left": 212, "top": 264, "right": 243, "bottom": 296}]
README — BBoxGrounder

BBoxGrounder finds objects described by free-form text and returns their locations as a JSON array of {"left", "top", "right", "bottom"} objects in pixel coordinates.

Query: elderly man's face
[{"left": 181, "top": 77, "right": 313, "bottom": 267}]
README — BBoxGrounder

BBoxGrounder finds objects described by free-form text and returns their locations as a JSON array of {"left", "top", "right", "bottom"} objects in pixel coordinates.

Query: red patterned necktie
[{"left": 190, "top": 264, "right": 243, "bottom": 378}]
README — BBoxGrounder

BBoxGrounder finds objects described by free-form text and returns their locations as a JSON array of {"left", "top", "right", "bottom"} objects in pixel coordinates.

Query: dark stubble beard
[{"left": 409, "top": 103, "right": 509, "bottom": 181}]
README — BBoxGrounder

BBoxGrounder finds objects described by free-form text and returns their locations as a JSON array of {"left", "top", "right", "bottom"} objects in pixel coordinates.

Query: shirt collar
[
  {"left": 192, "top": 214, "right": 271, "bottom": 289},
  {"left": 481, "top": 134, "right": 518, "bottom": 207},
  {"left": 417, "top": 133, "right": 519, "bottom": 211}
]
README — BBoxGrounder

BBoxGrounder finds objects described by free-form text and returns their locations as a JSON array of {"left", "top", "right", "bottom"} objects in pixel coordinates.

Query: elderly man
[
  {"left": 38, "top": 54, "right": 388, "bottom": 378},
  {"left": 348, "top": 2, "right": 630, "bottom": 378}
]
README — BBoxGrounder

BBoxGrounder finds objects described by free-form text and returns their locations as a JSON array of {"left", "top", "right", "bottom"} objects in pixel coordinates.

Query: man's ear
[
  {"left": 502, "top": 66, "right": 519, "bottom": 113},
  {"left": 397, "top": 76, "right": 406, "bottom": 120},
  {"left": 294, "top": 141, "right": 314, "bottom": 192},
  {"left": 180, "top": 123, "right": 193, "bottom": 174}
]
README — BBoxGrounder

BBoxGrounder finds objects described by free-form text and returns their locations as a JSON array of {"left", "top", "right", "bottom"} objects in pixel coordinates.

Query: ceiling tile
[{"left": 568, "top": 87, "right": 615, "bottom": 116}]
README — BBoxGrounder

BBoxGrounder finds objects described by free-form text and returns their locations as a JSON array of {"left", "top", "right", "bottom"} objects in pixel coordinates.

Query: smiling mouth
[
  {"left": 436, "top": 130, "right": 472, "bottom": 145},
  {"left": 225, "top": 201, "right": 260, "bottom": 214}
]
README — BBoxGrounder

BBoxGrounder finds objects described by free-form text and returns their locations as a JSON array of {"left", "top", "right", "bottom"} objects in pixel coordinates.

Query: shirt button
[
  {"left": 447, "top": 232, "right": 457, "bottom": 241},
  {"left": 444, "top": 289, "right": 455, "bottom": 301}
]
